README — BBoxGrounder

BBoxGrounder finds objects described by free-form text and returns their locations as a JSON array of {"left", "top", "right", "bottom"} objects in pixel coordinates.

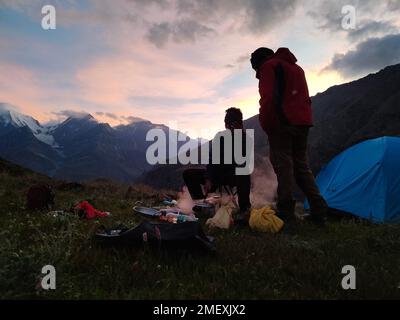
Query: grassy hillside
[{"left": 0, "top": 158, "right": 399, "bottom": 299}]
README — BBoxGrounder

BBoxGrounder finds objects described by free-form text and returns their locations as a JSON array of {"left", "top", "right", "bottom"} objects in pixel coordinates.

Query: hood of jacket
[
  {"left": 273, "top": 47, "right": 297, "bottom": 63},
  {"left": 256, "top": 47, "right": 298, "bottom": 79}
]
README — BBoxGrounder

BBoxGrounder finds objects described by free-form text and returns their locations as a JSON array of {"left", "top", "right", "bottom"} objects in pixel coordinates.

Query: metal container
[{"left": 192, "top": 202, "right": 215, "bottom": 219}]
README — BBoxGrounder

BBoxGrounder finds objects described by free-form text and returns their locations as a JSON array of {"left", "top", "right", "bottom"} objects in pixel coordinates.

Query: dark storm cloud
[
  {"left": 146, "top": 0, "right": 299, "bottom": 47},
  {"left": 309, "top": 0, "right": 400, "bottom": 77},
  {"left": 146, "top": 22, "right": 172, "bottom": 48},
  {"left": 387, "top": 0, "right": 400, "bottom": 11},
  {"left": 308, "top": 0, "right": 370, "bottom": 31},
  {"left": 323, "top": 34, "right": 400, "bottom": 78},
  {"left": 178, "top": 0, "right": 299, "bottom": 33},
  {"left": 176, "top": 0, "right": 298, "bottom": 33},
  {"left": 243, "top": 0, "right": 298, "bottom": 34},
  {"left": 347, "top": 21, "right": 398, "bottom": 42},
  {"left": 146, "top": 19, "right": 215, "bottom": 48},
  {"left": 308, "top": 0, "right": 400, "bottom": 38},
  {"left": 173, "top": 19, "right": 215, "bottom": 43}
]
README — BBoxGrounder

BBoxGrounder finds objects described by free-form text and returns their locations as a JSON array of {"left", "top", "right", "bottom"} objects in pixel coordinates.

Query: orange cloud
[
  {"left": 0, "top": 63, "right": 46, "bottom": 119},
  {"left": 74, "top": 41, "right": 234, "bottom": 113}
]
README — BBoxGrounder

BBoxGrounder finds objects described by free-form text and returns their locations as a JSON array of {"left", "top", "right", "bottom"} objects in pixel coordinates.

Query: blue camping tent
[{"left": 306, "top": 136, "right": 400, "bottom": 223}]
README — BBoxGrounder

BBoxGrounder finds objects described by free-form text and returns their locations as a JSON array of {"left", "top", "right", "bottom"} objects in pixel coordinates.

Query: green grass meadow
[{"left": 0, "top": 160, "right": 399, "bottom": 299}]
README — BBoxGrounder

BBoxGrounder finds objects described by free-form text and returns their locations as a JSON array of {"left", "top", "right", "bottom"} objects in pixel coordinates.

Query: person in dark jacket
[
  {"left": 183, "top": 108, "right": 251, "bottom": 221},
  {"left": 251, "top": 47, "right": 328, "bottom": 224}
]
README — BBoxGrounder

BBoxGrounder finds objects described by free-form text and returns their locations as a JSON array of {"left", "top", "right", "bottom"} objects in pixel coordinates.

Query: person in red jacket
[{"left": 251, "top": 47, "right": 328, "bottom": 225}]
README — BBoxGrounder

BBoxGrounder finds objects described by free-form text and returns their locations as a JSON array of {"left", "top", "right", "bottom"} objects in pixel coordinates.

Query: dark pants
[
  {"left": 183, "top": 168, "right": 251, "bottom": 212},
  {"left": 268, "top": 125, "right": 328, "bottom": 217}
]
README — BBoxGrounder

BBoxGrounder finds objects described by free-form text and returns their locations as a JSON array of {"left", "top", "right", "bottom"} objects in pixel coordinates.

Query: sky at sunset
[{"left": 1, "top": 0, "right": 400, "bottom": 139}]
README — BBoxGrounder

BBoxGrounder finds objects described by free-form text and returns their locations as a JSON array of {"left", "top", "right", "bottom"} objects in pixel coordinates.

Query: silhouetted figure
[
  {"left": 251, "top": 47, "right": 328, "bottom": 225},
  {"left": 183, "top": 108, "right": 251, "bottom": 222}
]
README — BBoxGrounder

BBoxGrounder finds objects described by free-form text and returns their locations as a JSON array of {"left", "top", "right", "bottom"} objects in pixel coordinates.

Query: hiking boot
[
  {"left": 275, "top": 200, "right": 297, "bottom": 223},
  {"left": 276, "top": 211, "right": 297, "bottom": 223},
  {"left": 308, "top": 214, "right": 328, "bottom": 227},
  {"left": 307, "top": 206, "right": 329, "bottom": 226}
]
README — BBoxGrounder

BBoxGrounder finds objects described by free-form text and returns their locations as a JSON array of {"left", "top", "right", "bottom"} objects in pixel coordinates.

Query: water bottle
[
  {"left": 165, "top": 213, "right": 198, "bottom": 223},
  {"left": 179, "top": 215, "right": 198, "bottom": 222}
]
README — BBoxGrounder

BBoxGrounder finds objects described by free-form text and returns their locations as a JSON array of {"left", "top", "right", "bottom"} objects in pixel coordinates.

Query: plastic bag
[
  {"left": 206, "top": 200, "right": 235, "bottom": 229},
  {"left": 249, "top": 206, "right": 284, "bottom": 233}
]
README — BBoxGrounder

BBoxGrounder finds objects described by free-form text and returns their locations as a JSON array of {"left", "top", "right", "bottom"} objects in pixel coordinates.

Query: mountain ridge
[
  {"left": 141, "top": 63, "right": 400, "bottom": 190},
  {"left": 0, "top": 104, "right": 195, "bottom": 182},
  {"left": 1, "top": 63, "right": 400, "bottom": 186}
]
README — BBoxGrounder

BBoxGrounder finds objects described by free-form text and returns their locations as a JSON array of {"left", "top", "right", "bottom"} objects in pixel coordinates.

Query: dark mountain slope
[{"left": 142, "top": 63, "right": 400, "bottom": 190}]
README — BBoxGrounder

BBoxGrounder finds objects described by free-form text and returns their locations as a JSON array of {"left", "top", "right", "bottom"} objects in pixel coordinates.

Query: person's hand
[{"left": 203, "top": 179, "right": 213, "bottom": 197}]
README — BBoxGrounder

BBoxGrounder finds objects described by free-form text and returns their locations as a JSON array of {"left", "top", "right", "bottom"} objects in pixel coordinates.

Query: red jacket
[
  {"left": 257, "top": 48, "right": 313, "bottom": 135},
  {"left": 75, "top": 201, "right": 109, "bottom": 219}
]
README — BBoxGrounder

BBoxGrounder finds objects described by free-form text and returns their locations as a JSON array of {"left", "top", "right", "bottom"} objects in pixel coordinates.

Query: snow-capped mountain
[
  {"left": 0, "top": 103, "right": 58, "bottom": 147},
  {"left": 0, "top": 103, "right": 195, "bottom": 182}
]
